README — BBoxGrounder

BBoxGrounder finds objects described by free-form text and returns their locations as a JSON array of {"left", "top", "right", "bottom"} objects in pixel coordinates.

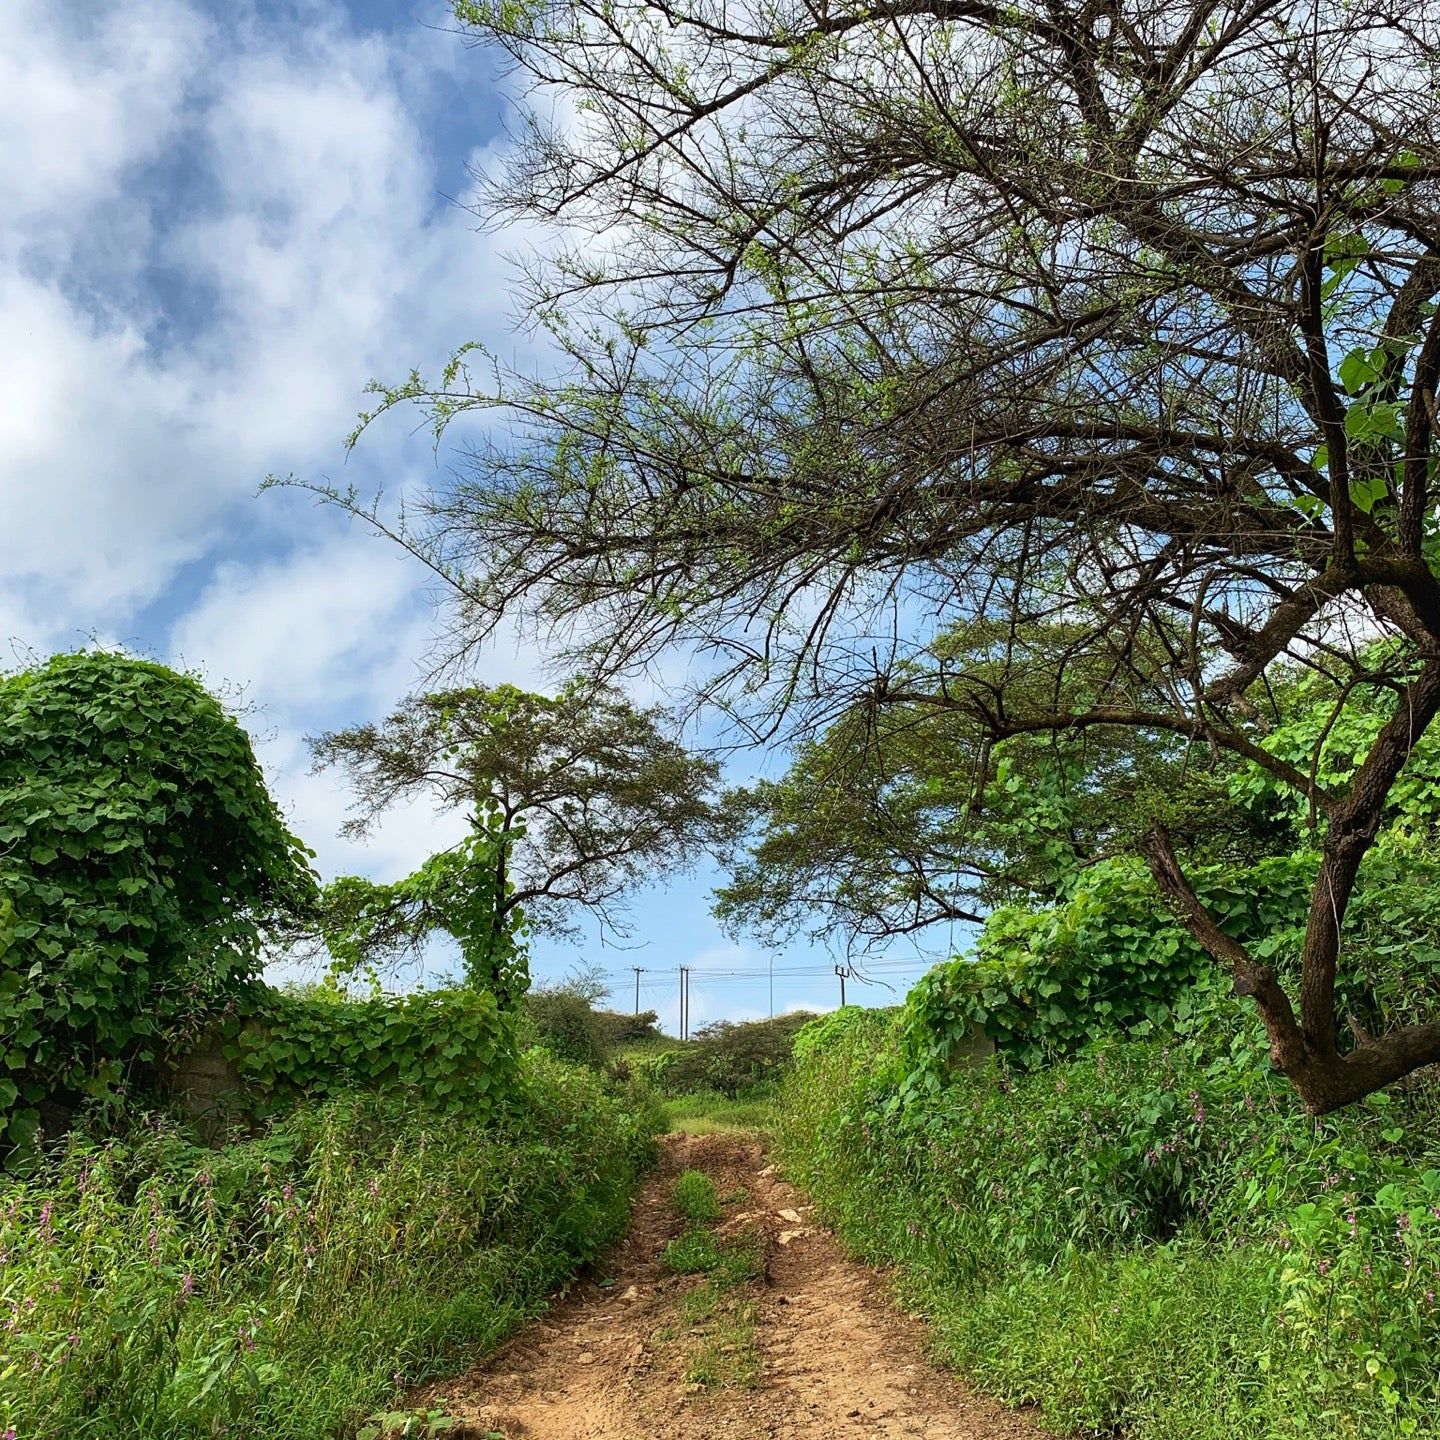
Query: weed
[
  {"left": 661, "top": 1228, "right": 728, "bottom": 1274},
  {"left": 683, "top": 1298, "right": 761, "bottom": 1389},
  {"left": 776, "top": 1008, "right": 1440, "bottom": 1440},
  {"left": 674, "top": 1169, "right": 722, "bottom": 1224},
  {"left": 0, "top": 1053, "right": 657, "bottom": 1440},
  {"left": 358, "top": 1407, "right": 458, "bottom": 1439}
]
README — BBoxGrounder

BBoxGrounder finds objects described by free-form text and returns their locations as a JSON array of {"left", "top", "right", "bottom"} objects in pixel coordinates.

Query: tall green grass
[
  {"left": 659, "top": 1087, "right": 775, "bottom": 1133},
  {"left": 776, "top": 1010, "right": 1440, "bottom": 1440},
  {"left": 0, "top": 1052, "right": 655, "bottom": 1439}
]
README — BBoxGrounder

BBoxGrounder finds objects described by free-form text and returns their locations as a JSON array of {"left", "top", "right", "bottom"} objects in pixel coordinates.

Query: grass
[
  {"left": 655, "top": 1167, "right": 765, "bottom": 1392},
  {"left": 660, "top": 1225, "right": 763, "bottom": 1283},
  {"left": 683, "top": 1298, "right": 761, "bottom": 1389},
  {"left": 660, "top": 1089, "right": 775, "bottom": 1134},
  {"left": 775, "top": 1010, "right": 1440, "bottom": 1440},
  {"left": 674, "top": 1169, "right": 722, "bottom": 1224},
  {"left": 0, "top": 1054, "right": 657, "bottom": 1440}
]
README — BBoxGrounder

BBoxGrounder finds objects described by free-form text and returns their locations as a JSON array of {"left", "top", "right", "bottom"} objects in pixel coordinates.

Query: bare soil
[{"left": 414, "top": 1132, "right": 1046, "bottom": 1440}]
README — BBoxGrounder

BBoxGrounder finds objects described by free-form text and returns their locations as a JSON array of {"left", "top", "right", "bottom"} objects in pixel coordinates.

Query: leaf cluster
[
  {"left": 318, "top": 824, "right": 529, "bottom": 1007},
  {"left": 220, "top": 984, "right": 518, "bottom": 1121}
]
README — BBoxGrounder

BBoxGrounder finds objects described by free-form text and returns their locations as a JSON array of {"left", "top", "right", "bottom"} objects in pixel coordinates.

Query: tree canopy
[
  {"left": 314, "top": 0, "right": 1440, "bottom": 1111},
  {"left": 716, "top": 619, "right": 1216, "bottom": 951},
  {"left": 311, "top": 680, "right": 730, "bottom": 994}
]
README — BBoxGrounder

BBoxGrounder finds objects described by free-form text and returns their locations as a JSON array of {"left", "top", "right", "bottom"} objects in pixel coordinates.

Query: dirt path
[{"left": 416, "top": 1133, "right": 1045, "bottom": 1440}]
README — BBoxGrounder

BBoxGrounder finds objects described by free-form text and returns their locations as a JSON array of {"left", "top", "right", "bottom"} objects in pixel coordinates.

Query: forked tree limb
[{"left": 1141, "top": 822, "right": 1440, "bottom": 1113}]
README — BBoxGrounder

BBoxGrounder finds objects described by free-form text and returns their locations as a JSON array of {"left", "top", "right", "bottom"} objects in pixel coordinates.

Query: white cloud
[
  {"left": 1, "top": 0, "right": 520, "bottom": 632},
  {"left": 169, "top": 520, "right": 550, "bottom": 882},
  {"left": 0, "top": 271, "right": 209, "bottom": 613},
  {"left": 0, "top": 0, "right": 204, "bottom": 262},
  {"left": 170, "top": 531, "right": 430, "bottom": 715}
]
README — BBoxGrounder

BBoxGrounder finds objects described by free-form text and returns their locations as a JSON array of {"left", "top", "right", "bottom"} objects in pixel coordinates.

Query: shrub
[
  {"left": 220, "top": 984, "right": 519, "bottom": 1123},
  {"left": 523, "top": 987, "right": 610, "bottom": 1068},
  {"left": 644, "top": 1013, "right": 815, "bottom": 1097},
  {"left": 0, "top": 652, "right": 316, "bottom": 1157},
  {"left": 0, "top": 1051, "right": 656, "bottom": 1439},
  {"left": 594, "top": 1008, "right": 662, "bottom": 1048},
  {"left": 776, "top": 1012, "right": 1440, "bottom": 1439}
]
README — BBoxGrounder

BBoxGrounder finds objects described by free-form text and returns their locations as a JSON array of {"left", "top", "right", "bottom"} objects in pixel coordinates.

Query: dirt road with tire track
[{"left": 413, "top": 1132, "right": 1045, "bottom": 1440}]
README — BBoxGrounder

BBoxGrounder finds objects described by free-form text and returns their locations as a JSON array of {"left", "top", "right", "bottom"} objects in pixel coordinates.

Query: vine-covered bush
[
  {"left": 595, "top": 1008, "right": 662, "bottom": 1048},
  {"left": 902, "top": 836, "right": 1440, "bottom": 1100},
  {"left": 0, "top": 653, "right": 316, "bottom": 1156},
  {"left": 895, "top": 651, "right": 1440, "bottom": 1103},
  {"left": 219, "top": 985, "right": 518, "bottom": 1122},
  {"left": 522, "top": 986, "right": 611, "bottom": 1067},
  {"left": 897, "top": 858, "right": 1254, "bottom": 1090}
]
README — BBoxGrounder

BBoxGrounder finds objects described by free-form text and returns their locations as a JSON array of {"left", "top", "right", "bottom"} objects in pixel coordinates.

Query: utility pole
[
  {"left": 835, "top": 964, "right": 849, "bottom": 1008},
  {"left": 632, "top": 965, "right": 645, "bottom": 1015},
  {"left": 679, "top": 964, "right": 690, "bottom": 1040},
  {"left": 769, "top": 953, "right": 775, "bottom": 1020}
]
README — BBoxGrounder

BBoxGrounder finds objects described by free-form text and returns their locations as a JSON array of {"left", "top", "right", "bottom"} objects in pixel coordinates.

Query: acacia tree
[
  {"left": 311, "top": 680, "right": 729, "bottom": 997},
  {"left": 310, "top": 0, "right": 1440, "bottom": 1111},
  {"left": 717, "top": 619, "right": 1212, "bottom": 952}
]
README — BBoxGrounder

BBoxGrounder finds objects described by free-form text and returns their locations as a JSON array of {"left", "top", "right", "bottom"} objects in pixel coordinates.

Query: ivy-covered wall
[{"left": 161, "top": 985, "right": 519, "bottom": 1141}]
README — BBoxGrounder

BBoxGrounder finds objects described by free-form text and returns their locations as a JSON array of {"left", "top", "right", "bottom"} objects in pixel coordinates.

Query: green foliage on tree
[
  {"left": 318, "top": 822, "right": 529, "bottom": 1008},
  {"left": 717, "top": 620, "right": 1221, "bottom": 952},
  {"left": 0, "top": 652, "right": 317, "bottom": 1153},
  {"left": 901, "top": 658, "right": 1440, "bottom": 1092},
  {"left": 311, "top": 680, "right": 731, "bottom": 995},
  {"left": 294, "top": 0, "right": 1440, "bottom": 1109}
]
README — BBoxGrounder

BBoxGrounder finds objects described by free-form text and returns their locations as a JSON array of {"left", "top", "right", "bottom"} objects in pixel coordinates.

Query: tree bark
[{"left": 1141, "top": 822, "right": 1440, "bottom": 1114}]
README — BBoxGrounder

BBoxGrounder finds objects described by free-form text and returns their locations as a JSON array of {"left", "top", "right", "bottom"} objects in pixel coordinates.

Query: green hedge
[
  {"left": 0, "top": 1051, "right": 656, "bottom": 1439},
  {"left": 220, "top": 984, "right": 518, "bottom": 1122},
  {"left": 777, "top": 1010, "right": 1440, "bottom": 1439}
]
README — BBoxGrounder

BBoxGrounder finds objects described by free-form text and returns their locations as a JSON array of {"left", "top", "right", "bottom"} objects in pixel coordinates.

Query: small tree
[
  {"left": 311, "top": 680, "right": 731, "bottom": 995},
  {"left": 0, "top": 652, "right": 317, "bottom": 1151}
]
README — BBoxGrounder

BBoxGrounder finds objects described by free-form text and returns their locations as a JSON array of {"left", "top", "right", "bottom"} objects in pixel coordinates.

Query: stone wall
[
  {"left": 946, "top": 1021, "right": 995, "bottom": 1070},
  {"left": 163, "top": 1022, "right": 257, "bottom": 1144}
]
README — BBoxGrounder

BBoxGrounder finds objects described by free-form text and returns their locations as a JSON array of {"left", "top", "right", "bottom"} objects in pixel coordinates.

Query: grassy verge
[
  {"left": 0, "top": 1052, "right": 656, "bottom": 1439},
  {"left": 655, "top": 1170, "right": 764, "bottom": 1390},
  {"left": 776, "top": 1010, "right": 1440, "bottom": 1440},
  {"left": 659, "top": 1088, "right": 775, "bottom": 1134}
]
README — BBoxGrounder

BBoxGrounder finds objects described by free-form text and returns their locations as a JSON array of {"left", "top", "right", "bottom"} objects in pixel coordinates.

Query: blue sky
[{"left": 4, "top": 0, "right": 945, "bottom": 1029}]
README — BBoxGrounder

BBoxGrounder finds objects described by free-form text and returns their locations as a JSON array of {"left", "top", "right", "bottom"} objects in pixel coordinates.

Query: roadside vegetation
[
  {"left": 0, "top": 655, "right": 672, "bottom": 1438},
  {"left": 778, "top": 1004, "right": 1440, "bottom": 1440},
  {"left": 0, "top": 1057, "right": 653, "bottom": 1440},
  {"left": 16, "top": 1, "right": 1440, "bottom": 1435}
]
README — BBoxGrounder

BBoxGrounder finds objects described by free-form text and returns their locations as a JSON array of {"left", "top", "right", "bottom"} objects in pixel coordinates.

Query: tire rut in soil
[{"left": 411, "top": 1132, "right": 1047, "bottom": 1440}]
